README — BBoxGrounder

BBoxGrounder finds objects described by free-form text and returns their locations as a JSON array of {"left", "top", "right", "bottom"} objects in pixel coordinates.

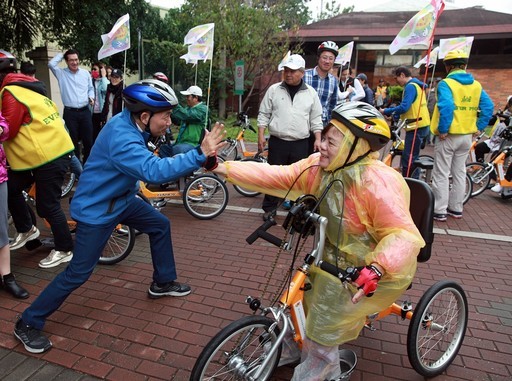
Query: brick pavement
[{"left": 1, "top": 172, "right": 511, "bottom": 380}]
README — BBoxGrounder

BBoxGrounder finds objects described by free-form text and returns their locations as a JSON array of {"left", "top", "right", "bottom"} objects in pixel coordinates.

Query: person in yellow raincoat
[{"left": 213, "top": 101, "right": 425, "bottom": 380}]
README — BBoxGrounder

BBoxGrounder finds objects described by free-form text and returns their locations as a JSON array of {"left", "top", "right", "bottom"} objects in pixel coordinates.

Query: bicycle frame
[
  {"left": 192, "top": 190, "right": 468, "bottom": 380},
  {"left": 494, "top": 147, "right": 512, "bottom": 187},
  {"left": 246, "top": 207, "right": 414, "bottom": 379}
]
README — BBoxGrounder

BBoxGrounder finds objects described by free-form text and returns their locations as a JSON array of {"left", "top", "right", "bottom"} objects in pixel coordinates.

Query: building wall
[{"left": 471, "top": 68, "right": 512, "bottom": 110}]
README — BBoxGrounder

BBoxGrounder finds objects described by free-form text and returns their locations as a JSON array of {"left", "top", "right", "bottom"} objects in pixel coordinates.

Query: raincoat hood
[{"left": 324, "top": 120, "right": 377, "bottom": 172}]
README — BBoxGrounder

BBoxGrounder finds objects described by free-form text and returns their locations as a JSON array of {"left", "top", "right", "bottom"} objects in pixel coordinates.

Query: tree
[
  {"left": 0, "top": 0, "right": 164, "bottom": 71},
  {"left": 175, "top": 0, "right": 311, "bottom": 118},
  {"left": 316, "top": 1, "right": 354, "bottom": 21},
  {"left": 0, "top": 0, "right": 71, "bottom": 55}
]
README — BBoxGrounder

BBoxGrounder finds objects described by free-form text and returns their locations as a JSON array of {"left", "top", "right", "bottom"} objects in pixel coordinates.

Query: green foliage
[
  {"left": 388, "top": 85, "right": 403, "bottom": 102},
  {"left": 1, "top": 0, "right": 314, "bottom": 116},
  {"left": 316, "top": 2, "right": 354, "bottom": 21}
]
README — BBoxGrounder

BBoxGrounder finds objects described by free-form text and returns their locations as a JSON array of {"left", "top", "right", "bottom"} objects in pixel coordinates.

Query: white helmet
[{"left": 318, "top": 41, "right": 339, "bottom": 57}]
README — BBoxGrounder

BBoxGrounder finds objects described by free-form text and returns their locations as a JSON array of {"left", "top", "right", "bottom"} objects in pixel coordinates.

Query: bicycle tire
[
  {"left": 465, "top": 162, "right": 491, "bottom": 197},
  {"left": 462, "top": 173, "right": 472, "bottom": 205},
  {"left": 190, "top": 315, "right": 282, "bottom": 381},
  {"left": 61, "top": 171, "right": 76, "bottom": 198},
  {"left": 183, "top": 174, "right": 228, "bottom": 220},
  {"left": 407, "top": 280, "right": 468, "bottom": 378},
  {"left": 97, "top": 224, "right": 136, "bottom": 265},
  {"left": 219, "top": 139, "right": 238, "bottom": 161},
  {"left": 233, "top": 158, "right": 265, "bottom": 197}
]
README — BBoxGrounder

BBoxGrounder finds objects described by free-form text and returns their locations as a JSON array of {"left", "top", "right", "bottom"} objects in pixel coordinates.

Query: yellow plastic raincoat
[{"left": 223, "top": 122, "right": 425, "bottom": 346}]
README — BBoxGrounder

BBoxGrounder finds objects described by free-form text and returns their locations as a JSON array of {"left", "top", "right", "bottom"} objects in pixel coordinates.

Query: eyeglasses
[
  {"left": 320, "top": 55, "right": 335, "bottom": 61},
  {"left": 92, "top": 68, "right": 99, "bottom": 71}
]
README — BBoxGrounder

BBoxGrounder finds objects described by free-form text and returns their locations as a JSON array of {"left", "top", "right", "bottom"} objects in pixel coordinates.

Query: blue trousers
[
  {"left": 22, "top": 196, "right": 177, "bottom": 329},
  {"left": 402, "top": 127, "right": 428, "bottom": 179}
]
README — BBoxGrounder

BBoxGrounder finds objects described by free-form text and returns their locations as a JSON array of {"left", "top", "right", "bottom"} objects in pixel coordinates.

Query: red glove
[
  {"left": 353, "top": 265, "right": 382, "bottom": 297},
  {"left": 203, "top": 155, "right": 218, "bottom": 171}
]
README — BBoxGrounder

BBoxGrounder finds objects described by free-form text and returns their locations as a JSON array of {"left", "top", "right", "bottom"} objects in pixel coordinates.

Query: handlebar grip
[
  {"left": 249, "top": 124, "right": 257, "bottom": 133},
  {"left": 319, "top": 261, "right": 359, "bottom": 282},
  {"left": 246, "top": 219, "right": 277, "bottom": 245},
  {"left": 319, "top": 261, "right": 345, "bottom": 279}
]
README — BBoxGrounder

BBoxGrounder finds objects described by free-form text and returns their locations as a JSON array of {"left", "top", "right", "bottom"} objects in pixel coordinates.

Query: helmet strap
[
  {"left": 146, "top": 112, "right": 155, "bottom": 134},
  {"left": 334, "top": 137, "right": 372, "bottom": 171}
]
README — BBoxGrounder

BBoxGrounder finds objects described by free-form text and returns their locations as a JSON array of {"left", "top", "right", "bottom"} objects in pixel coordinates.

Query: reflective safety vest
[
  {"left": 401, "top": 83, "right": 430, "bottom": 131},
  {"left": 0, "top": 85, "right": 74, "bottom": 170},
  {"left": 430, "top": 78, "right": 481, "bottom": 135}
]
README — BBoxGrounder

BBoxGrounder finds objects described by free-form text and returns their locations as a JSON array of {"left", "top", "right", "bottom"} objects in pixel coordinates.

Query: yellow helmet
[
  {"left": 331, "top": 102, "right": 391, "bottom": 151},
  {"left": 443, "top": 49, "right": 469, "bottom": 66}
]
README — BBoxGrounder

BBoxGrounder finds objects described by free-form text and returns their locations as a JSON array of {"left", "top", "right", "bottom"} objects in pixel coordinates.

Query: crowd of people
[{"left": 0, "top": 40, "right": 507, "bottom": 381}]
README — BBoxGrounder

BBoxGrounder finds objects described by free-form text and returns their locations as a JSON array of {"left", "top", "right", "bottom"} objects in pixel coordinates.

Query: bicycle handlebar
[
  {"left": 318, "top": 261, "right": 359, "bottom": 283},
  {"left": 246, "top": 218, "right": 282, "bottom": 247}
]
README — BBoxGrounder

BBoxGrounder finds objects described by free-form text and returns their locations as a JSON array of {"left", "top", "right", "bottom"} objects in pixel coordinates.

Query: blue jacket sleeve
[
  {"left": 435, "top": 81, "right": 455, "bottom": 134},
  {"left": 383, "top": 82, "right": 416, "bottom": 117},
  {"left": 476, "top": 90, "right": 494, "bottom": 131}
]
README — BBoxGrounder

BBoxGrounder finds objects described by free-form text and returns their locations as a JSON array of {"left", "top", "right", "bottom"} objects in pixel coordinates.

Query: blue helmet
[{"left": 123, "top": 79, "right": 178, "bottom": 113}]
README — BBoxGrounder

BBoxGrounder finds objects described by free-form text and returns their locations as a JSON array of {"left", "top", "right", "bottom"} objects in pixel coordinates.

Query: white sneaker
[
  {"left": 38, "top": 250, "right": 73, "bottom": 268},
  {"left": 10, "top": 226, "right": 40, "bottom": 250},
  {"left": 491, "top": 184, "right": 502, "bottom": 193}
]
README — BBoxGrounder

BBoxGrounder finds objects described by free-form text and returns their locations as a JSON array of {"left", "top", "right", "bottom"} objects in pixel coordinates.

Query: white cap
[
  {"left": 278, "top": 54, "right": 305, "bottom": 71},
  {"left": 180, "top": 85, "right": 203, "bottom": 97}
]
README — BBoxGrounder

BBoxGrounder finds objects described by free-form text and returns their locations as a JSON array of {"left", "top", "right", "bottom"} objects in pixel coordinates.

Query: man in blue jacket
[
  {"left": 13, "top": 79, "right": 226, "bottom": 354},
  {"left": 380, "top": 66, "right": 430, "bottom": 178}
]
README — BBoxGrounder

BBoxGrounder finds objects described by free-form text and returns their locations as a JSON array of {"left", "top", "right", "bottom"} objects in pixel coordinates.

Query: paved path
[{"left": 1, "top": 168, "right": 511, "bottom": 380}]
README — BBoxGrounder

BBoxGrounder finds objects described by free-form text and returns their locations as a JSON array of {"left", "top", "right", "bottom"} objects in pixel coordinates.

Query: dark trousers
[
  {"left": 92, "top": 112, "right": 104, "bottom": 143},
  {"left": 402, "top": 127, "right": 428, "bottom": 179},
  {"left": 63, "top": 107, "right": 93, "bottom": 164},
  {"left": 22, "top": 196, "right": 178, "bottom": 329},
  {"left": 262, "top": 136, "right": 309, "bottom": 212},
  {"left": 8, "top": 155, "right": 73, "bottom": 252}
]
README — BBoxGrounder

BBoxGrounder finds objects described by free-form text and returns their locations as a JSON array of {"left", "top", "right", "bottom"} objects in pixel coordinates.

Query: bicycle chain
[{"left": 260, "top": 228, "right": 309, "bottom": 306}]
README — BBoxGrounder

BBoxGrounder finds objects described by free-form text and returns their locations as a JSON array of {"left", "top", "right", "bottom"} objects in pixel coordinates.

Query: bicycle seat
[
  {"left": 412, "top": 156, "right": 433, "bottom": 170},
  {"left": 405, "top": 178, "right": 434, "bottom": 262}
]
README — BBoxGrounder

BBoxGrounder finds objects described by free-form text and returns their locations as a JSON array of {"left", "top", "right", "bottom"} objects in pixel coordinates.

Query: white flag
[
  {"left": 335, "top": 42, "right": 354, "bottom": 66},
  {"left": 98, "top": 14, "right": 130, "bottom": 60},
  {"left": 439, "top": 36, "right": 474, "bottom": 59},
  {"left": 414, "top": 46, "right": 439, "bottom": 68},
  {"left": 184, "top": 23, "right": 215, "bottom": 46}
]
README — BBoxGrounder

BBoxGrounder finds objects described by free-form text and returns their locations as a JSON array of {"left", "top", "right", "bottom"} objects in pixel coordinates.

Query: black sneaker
[
  {"left": 14, "top": 318, "right": 52, "bottom": 353},
  {"left": 433, "top": 213, "right": 447, "bottom": 222},
  {"left": 447, "top": 209, "right": 463, "bottom": 219},
  {"left": 148, "top": 281, "right": 191, "bottom": 299}
]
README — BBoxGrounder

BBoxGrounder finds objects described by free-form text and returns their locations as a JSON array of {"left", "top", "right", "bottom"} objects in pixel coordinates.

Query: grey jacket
[{"left": 257, "top": 81, "right": 323, "bottom": 141}]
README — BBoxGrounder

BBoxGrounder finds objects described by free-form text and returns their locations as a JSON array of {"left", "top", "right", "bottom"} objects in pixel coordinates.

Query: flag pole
[
  {"left": 205, "top": 58, "right": 213, "bottom": 129},
  {"left": 123, "top": 50, "right": 127, "bottom": 89},
  {"left": 407, "top": 2, "right": 444, "bottom": 177}
]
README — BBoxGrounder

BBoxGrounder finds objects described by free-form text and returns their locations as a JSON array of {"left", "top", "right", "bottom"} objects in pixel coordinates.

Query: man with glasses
[
  {"left": 304, "top": 41, "right": 339, "bottom": 154},
  {"left": 49, "top": 49, "right": 94, "bottom": 164}
]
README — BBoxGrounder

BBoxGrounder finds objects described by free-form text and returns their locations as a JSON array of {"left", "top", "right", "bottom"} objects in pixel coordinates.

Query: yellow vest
[
  {"left": 0, "top": 85, "right": 74, "bottom": 170},
  {"left": 430, "top": 78, "right": 481, "bottom": 135},
  {"left": 401, "top": 82, "right": 430, "bottom": 131}
]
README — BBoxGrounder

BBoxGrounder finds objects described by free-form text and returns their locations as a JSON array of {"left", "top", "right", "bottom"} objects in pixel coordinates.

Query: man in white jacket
[{"left": 257, "top": 54, "right": 323, "bottom": 220}]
